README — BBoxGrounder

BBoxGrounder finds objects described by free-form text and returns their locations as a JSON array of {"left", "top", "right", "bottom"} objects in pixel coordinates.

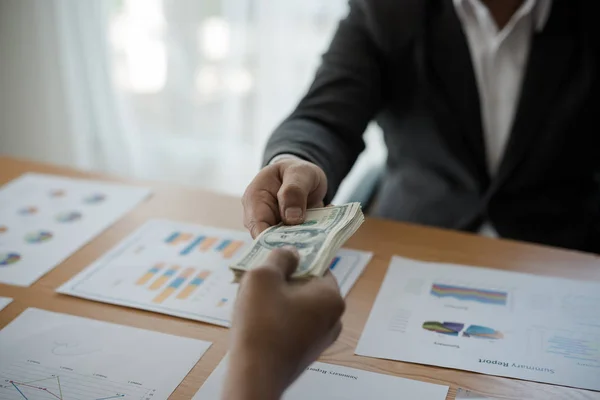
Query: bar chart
[
  {"left": 164, "top": 231, "right": 246, "bottom": 259},
  {"left": 58, "top": 220, "right": 373, "bottom": 327}
]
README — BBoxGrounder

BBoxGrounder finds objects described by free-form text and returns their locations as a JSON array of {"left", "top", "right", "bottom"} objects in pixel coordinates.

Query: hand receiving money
[{"left": 231, "top": 203, "right": 364, "bottom": 280}]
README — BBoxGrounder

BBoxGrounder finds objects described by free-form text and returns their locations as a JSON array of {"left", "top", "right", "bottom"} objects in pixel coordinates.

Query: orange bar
[
  {"left": 149, "top": 265, "right": 180, "bottom": 290},
  {"left": 166, "top": 232, "right": 193, "bottom": 246},
  {"left": 176, "top": 285, "right": 195, "bottom": 300},
  {"left": 179, "top": 267, "right": 196, "bottom": 279},
  {"left": 153, "top": 287, "right": 176, "bottom": 303},
  {"left": 153, "top": 267, "right": 195, "bottom": 303},
  {"left": 199, "top": 237, "right": 218, "bottom": 251},
  {"left": 176, "top": 270, "right": 212, "bottom": 300},
  {"left": 216, "top": 298, "right": 229, "bottom": 307},
  {"left": 197, "top": 270, "right": 211, "bottom": 280},
  {"left": 222, "top": 241, "right": 245, "bottom": 259},
  {"left": 136, "top": 263, "right": 164, "bottom": 286}
]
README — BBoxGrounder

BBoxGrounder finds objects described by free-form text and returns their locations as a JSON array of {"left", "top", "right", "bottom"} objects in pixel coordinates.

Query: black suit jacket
[{"left": 264, "top": 0, "right": 600, "bottom": 253}]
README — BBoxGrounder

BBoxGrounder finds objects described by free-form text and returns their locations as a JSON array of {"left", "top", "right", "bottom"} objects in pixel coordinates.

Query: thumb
[{"left": 277, "top": 166, "right": 316, "bottom": 224}]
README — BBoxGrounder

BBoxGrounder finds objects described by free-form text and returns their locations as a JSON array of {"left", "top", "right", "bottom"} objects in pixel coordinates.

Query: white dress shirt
[
  {"left": 272, "top": 0, "right": 553, "bottom": 238},
  {"left": 454, "top": 0, "right": 552, "bottom": 237}
]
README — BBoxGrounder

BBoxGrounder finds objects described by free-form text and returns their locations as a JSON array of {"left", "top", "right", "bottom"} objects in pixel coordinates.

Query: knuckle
[
  {"left": 246, "top": 266, "right": 276, "bottom": 283},
  {"left": 280, "top": 182, "right": 305, "bottom": 197},
  {"left": 243, "top": 218, "right": 256, "bottom": 232},
  {"left": 324, "top": 292, "right": 345, "bottom": 317}
]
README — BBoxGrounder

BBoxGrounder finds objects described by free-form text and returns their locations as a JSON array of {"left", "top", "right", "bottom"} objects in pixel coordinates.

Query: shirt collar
[{"left": 453, "top": 0, "right": 553, "bottom": 32}]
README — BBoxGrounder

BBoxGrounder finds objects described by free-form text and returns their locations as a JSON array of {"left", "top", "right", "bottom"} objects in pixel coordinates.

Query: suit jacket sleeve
[{"left": 262, "top": 0, "right": 385, "bottom": 203}]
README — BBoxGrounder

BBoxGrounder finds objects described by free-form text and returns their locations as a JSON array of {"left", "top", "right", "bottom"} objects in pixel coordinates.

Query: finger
[
  {"left": 310, "top": 200, "right": 325, "bottom": 209},
  {"left": 242, "top": 180, "right": 281, "bottom": 238},
  {"left": 300, "top": 273, "right": 345, "bottom": 324},
  {"left": 246, "top": 219, "right": 270, "bottom": 239},
  {"left": 254, "top": 247, "right": 300, "bottom": 281},
  {"left": 277, "top": 166, "right": 316, "bottom": 225},
  {"left": 316, "top": 271, "right": 342, "bottom": 294}
]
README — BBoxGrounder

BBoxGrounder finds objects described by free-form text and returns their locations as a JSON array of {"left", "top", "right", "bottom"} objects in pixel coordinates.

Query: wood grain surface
[{"left": 0, "top": 156, "right": 599, "bottom": 400}]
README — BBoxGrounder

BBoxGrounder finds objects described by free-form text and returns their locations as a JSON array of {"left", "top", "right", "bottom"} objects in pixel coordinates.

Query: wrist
[
  {"left": 268, "top": 154, "right": 303, "bottom": 166},
  {"left": 222, "top": 348, "right": 292, "bottom": 400}
]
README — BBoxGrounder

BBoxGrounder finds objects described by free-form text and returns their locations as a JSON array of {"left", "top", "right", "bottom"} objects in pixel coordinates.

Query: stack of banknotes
[{"left": 231, "top": 203, "right": 364, "bottom": 280}]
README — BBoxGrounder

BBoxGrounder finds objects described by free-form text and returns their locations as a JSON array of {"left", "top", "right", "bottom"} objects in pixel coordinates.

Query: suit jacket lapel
[
  {"left": 426, "top": 0, "right": 489, "bottom": 186},
  {"left": 494, "top": 1, "right": 576, "bottom": 187}
]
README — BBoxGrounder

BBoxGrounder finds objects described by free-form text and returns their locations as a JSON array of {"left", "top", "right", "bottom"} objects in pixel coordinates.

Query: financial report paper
[
  {"left": 0, "top": 173, "right": 150, "bottom": 286},
  {"left": 356, "top": 256, "right": 600, "bottom": 391},
  {"left": 0, "top": 308, "right": 211, "bottom": 399},
  {"left": 193, "top": 356, "right": 449, "bottom": 399},
  {"left": 59, "top": 219, "right": 372, "bottom": 327}
]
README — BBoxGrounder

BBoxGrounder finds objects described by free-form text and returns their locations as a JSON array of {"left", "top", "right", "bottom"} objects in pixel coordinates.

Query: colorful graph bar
[
  {"left": 216, "top": 240, "right": 232, "bottom": 251},
  {"left": 329, "top": 257, "right": 341, "bottom": 270},
  {"left": 216, "top": 298, "right": 229, "bottom": 307},
  {"left": 430, "top": 283, "right": 508, "bottom": 305},
  {"left": 165, "top": 232, "right": 193, "bottom": 246},
  {"left": 199, "top": 237, "right": 219, "bottom": 251},
  {"left": 153, "top": 267, "right": 196, "bottom": 303},
  {"left": 136, "top": 263, "right": 164, "bottom": 286},
  {"left": 176, "top": 270, "right": 212, "bottom": 300},
  {"left": 180, "top": 236, "right": 206, "bottom": 256},
  {"left": 423, "top": 321, "right": 464, "bottom": 336},
  {"left": 222, "top": 241, "right": 245, "bottom": 258},
  {"left": 149, "top": 265, "right": 180, "bottom": 290},
  {"left": 463, "top": 325, "right": 504, "bottom": 339}
]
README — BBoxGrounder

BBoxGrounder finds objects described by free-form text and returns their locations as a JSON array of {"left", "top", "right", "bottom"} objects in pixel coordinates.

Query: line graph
[{"left": 0, "top": 360, "right": 154, "bottom": 400}]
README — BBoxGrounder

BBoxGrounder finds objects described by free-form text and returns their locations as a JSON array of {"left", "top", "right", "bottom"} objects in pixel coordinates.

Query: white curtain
[
  {"left": 0, "top": 0, "right": 134, "bottom": 174},
  {"left": 0, "top": 0, "right": 385, "bottom": 198}
]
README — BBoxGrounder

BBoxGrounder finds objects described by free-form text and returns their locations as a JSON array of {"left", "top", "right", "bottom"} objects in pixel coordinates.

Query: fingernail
[{"left": 285, "top": 207, "right": 303, "bottom": 221}]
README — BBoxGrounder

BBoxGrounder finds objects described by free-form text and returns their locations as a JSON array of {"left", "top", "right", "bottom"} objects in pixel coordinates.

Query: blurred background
[{"left": 0, "top": 0, "right": 385, "bottom": 199}]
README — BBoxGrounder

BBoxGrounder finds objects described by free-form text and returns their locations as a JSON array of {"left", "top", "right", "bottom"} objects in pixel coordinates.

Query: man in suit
[{"left": 242, "top": 0, "right": 600, "bottom": 253}]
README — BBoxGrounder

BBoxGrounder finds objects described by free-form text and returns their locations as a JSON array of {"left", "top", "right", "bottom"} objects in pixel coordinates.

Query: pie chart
[
  {"left": 83, "top": 193, "right": 106, "bottom": 204},
  {"left": 56, "top": 211, "right": 82, "bottom": 223},
  {"left": 18, "top": 206, "right": 38, "bottom": 215},
  {"left": 0, "top": 253, "right": 21, "bottom": 266},
  {"left": 49, "top": 189, "right": 66, "bottom": 198},
  {"left": 25, "top": 231, "right": 54, "bottom": 244}
]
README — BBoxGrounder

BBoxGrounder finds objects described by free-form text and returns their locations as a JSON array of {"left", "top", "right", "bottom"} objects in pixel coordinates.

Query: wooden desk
[{"left": 0, "top": 156, "right": 599, "bottom": 400}]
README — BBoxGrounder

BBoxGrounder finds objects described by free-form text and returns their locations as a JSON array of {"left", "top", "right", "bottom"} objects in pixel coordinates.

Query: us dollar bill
[{"left": 231, "top": 203, "right": 363, "bottom": 279}]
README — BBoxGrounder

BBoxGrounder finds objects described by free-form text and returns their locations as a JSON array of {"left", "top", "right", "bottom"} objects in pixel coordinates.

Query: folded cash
[{"left": 231, "top": 203, "right": 364, "bottom": 280}]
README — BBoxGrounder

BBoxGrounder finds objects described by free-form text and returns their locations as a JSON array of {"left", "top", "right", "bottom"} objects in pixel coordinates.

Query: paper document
[
  {"left": 0, "top": 297, "right": 12, "bottom": 312},
  {"left": 0, "top": 173, "right": 150, "bottom": 286},
  {"left": 58, "top": 220, "right": 372, "bottom": 327},
  {"left": 356, "top": 256, "right": 600, "bottom": 391},
  {"left": 0, "top": 308, "right": 211, "bottom": 399},
  {"left": 193, "top": 356, "right": 449, "bottom": 399}
]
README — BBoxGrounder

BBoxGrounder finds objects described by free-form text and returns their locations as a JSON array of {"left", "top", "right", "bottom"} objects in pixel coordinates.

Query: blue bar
[
  {"left": 165, "top": 232, "right": 180, "bottom": 243},
  {"left": 180, "top": 236, "right": 206, "bottom": 256},
  {"left": 329, "top": 257, "right": 341, "bottom": 270},
  {"left": 190, "top": 277, "right": 204, "bottom": 286},
  {"left": 216, "top": 239, "right": 232, "bottom": 251},
  {"left": 169, "top": 277, "right": 187, "bottom": 289},
  {"left": 165, "top": 269, "right": 178, "bottom": 277}
]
